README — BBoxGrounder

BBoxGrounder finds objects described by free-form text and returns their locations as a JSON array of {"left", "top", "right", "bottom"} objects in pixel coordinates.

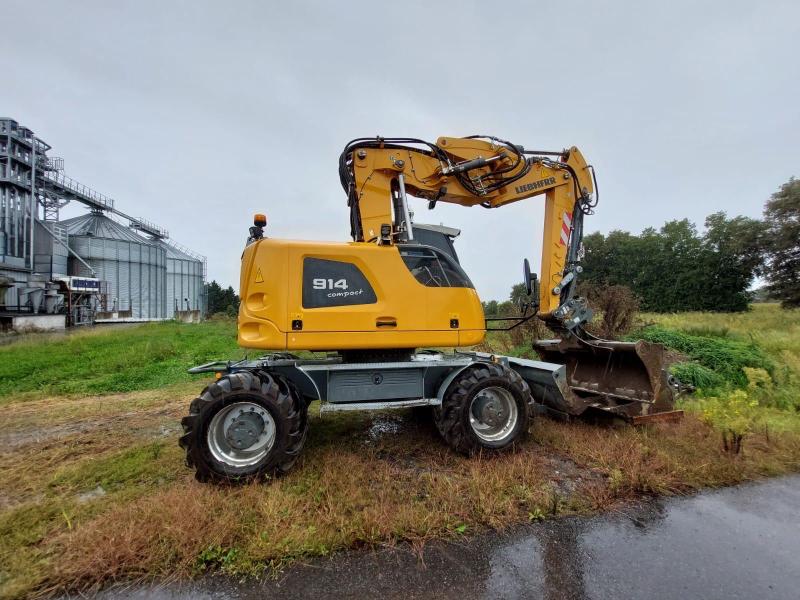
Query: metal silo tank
[
  {"left": 159, "top": 240, "right": 205, "bottom": 317},
  {"left": 60, "top": 212, "right": 167, "bottom": 319}
]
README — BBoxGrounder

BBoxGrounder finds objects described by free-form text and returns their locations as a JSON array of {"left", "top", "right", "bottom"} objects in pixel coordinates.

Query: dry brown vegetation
[
  {"left": 580, "top": 283, "right": 641, "bottom": 338},
  {"left": 2, "top": 384, "right": 800, "bottom": 599}
]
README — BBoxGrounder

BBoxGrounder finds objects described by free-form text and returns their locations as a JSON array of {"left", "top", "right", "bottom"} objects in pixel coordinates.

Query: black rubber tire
[
  {"left": 410, "top": 405, "right": 434, "bottom": 423},
  {"left": 179, "top": 371, "right": 308, "bottom": 483},
  {"left": 433, "top": 362, "right": 533, "bottom": 456}
]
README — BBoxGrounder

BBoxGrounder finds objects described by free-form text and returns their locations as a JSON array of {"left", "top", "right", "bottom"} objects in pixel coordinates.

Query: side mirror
[
  {"left": 523, "top": 259, "right": 540, "bottom": 313},
  {"left": 523, "top": 258, "right": 533, "bottom": 296}
]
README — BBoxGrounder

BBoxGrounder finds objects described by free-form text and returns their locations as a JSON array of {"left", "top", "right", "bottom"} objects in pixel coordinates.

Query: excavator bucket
[{"left": 531, "top": 335, "right": 680, "bottom": 423}]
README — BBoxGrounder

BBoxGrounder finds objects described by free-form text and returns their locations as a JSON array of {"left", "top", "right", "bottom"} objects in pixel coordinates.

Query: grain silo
[
  {"left": 60, "top": 211, "right": 167, "bottom": 319},
  {"left": 159, "top": 240, "right": 206, "bottom": 318}
]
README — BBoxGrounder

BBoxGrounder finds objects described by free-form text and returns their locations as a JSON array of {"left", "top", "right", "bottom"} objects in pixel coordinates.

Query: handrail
[
  {"left": 169, "top": 239, "right": 207, "bottom": 263},
  {"left": 129, "top": 216, "right": 169, "bottom": 239},
  {"left": 41, "top": 171, "right": 115, "bottom": 210}
]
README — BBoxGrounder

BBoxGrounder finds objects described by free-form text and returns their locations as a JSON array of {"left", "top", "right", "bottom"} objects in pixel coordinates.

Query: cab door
[{"left": 285, "top": 242, "right": 433, "bottom": 349}]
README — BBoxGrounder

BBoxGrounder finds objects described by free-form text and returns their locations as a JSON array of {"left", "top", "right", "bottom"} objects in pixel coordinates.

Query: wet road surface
[{"left": 95, "top": 475, "right": 800, "bottom": 600}]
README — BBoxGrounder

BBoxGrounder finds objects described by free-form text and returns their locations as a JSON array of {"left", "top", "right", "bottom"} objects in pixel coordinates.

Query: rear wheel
[
  {"left": 179, "top": 371, "right": 308, "bottom": 483},
  {"left": 434, "top": 362, "right": 532, "bottom": 455}
]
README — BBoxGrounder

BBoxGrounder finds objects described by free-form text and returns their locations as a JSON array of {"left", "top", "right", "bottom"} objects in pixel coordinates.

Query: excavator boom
[
  {"left": 341, "top": 136, "right": 594, "bottom": 318},
  {"left": 337, "top": 135, "right": 676, "bottom": 421}
]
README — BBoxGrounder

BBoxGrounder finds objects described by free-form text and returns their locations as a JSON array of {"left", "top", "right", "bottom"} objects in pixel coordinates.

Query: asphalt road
[{"left": 97, "top": 474, "right": 800, "bottom": 600}]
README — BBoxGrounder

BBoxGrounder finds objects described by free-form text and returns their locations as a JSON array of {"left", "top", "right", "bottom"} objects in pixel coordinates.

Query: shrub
[
  {"left": 581, "top": 283, "right": 640, "bottom": 339},
  {"left": 744, "top": 367, "right": 773, "bottom": 394},
  {"left": 696, "top": 389, "right": 760, "bottom": 454},
  {"left": 508, "top": 317, "right": 551, "bottom": 348},
  {"left": 633, "top": 326, "right": 774, "bottom": 388}
]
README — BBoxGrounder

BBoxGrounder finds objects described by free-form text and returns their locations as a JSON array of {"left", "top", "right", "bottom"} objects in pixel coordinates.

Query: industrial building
[{"left": 0, "top": 117, "right": 206, "bottom": 331}]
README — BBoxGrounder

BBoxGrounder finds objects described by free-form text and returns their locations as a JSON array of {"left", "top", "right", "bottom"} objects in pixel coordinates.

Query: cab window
[{"left": 399, "top": 245, "right": 473, "bottom": 288}]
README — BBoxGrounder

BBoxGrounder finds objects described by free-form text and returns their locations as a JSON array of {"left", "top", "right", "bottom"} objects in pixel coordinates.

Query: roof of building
[
  {"left": 413, "top": 223, "right": 461, "bottom": 238},
  {"left": 59, "top": 212, "right": 157, "bottom": 245},
  {"left": 158, "top": 240, "right": 202, "bottom": 262}
]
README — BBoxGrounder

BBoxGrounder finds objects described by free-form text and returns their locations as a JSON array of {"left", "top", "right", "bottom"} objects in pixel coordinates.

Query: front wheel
[
  {"left": 434, "top": 362, "right": 532, "bottom": 455},
  {"left": 179, "top": 371, "right": 308, "bottom": 483}
]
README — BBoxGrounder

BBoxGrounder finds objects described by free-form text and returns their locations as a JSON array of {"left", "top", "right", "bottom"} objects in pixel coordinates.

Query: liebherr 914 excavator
[{"left": 181, "top": 135, "right": 679, "bottom": 482}]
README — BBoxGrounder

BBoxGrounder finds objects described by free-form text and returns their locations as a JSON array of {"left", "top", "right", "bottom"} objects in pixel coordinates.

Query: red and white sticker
[{"left": 559, "top": 211, "right": 573, "bottom": 246}]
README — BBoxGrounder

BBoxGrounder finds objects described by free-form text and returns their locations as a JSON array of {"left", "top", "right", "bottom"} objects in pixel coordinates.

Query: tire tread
[
  {"left": 434, "top": 362, "right": 532, "bottom": 456},
  {"left": 179, "top": 371, "right": 308, "bottom": 483}
]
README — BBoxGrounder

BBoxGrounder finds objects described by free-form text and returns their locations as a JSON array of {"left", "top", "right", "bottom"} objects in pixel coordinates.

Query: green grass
[
  {"left": 670, "top": 362, "right": 726, "bottom": 389},
  {"left": 640, "top": 304, "right": 800, "bottom": 407},
  {"left": 0, "top": 318, "right": 242, "bottom": 403},
  {"left": 634, "top": 304, "right": 800, "bottom": 440},
  {"left": 632, "top": 325, "right": 775, "bottom": 387},
  {"left": 49, "top": 441, "right": 180, "bottom": 495},
  {"left": 643, "top": 303, "right": 800, "bottom": 370},
  {"left": 487, "top": 302, "right": 800, "bottom": 447}
]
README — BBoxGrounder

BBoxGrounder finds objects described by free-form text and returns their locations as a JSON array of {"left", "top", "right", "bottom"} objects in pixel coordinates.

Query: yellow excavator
[{"left": 181, "top": 135, "right": 679, "bottom": 482}]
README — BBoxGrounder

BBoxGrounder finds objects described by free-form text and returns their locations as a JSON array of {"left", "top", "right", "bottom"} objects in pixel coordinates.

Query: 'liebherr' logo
[{"left": 515, "top": 177, "right": 556, "bottom": 194}]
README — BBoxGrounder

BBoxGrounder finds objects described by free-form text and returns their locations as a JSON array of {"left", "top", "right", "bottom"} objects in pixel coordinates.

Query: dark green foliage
[
  {"left": 206, "top": 280, "right": 241, "bottom": 315},
  {"left": 481, "top": 289, "right": 519, "bottom": 318},
  {"left": 634, "top": 326, "right": 774, "bottom": 387},
  {"left": 669, "top": 362, "right": 725, "bottom": 390},
  {"left": 750, "top": 286, "right": 778, "bottom": 304},
  {"left": 482, "top": 299, "right": 499, "bottom": 316},
  {"left": 763, "top": 178, "right": 800, "bottom": 309},
  {"left": 483, "top": 299, "right": 515, "bottom": 317},
  {"left": 509, "top": 283, "right": 530, "bottom": 308},
  {"left": 483, "top": 282, "right": 549, "bottom": 347},
  {"left": 582, "top": 213, "right": 766, "bottom": 312}
]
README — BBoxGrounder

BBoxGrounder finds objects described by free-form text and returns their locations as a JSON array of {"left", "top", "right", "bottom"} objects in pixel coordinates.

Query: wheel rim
[
  {"left": 207, "top": 401, "right": 276, "bottom": 467},
  {"left": 468, "top": 386, "right": 518, "bottom": 443}
]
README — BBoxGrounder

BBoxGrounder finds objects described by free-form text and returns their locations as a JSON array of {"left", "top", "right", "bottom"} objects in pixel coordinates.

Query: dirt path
[{"left": 0, "top": 383, "right": 198, "bottom": 452}]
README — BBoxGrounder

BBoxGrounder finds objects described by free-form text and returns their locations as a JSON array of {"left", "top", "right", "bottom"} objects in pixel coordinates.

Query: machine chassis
[
  {"left": 188, "top": 351, "right": 565, "bottom": 417},
  {"left": 182, "top": 351, "right": 681, "bottom": 482}
]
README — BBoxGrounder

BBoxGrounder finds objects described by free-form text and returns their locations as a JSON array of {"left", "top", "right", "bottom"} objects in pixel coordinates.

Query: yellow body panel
[{"left": 238, "top": 238, "right": 485, "bottom": 351}]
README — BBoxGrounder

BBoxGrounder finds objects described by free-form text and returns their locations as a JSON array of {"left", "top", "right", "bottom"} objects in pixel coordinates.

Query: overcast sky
[{"left": 4, "top": 0, "right": 798, "bottom": 300}]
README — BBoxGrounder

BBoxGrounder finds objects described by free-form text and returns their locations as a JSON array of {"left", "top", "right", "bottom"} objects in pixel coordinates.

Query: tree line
[
  {"left": 483, "top": 177, "right": 798, "bottom": 313},
  {"left": 580, "top": 213, "right": 764, "bottom": 312},
  {"left": 580, "top": 177, "right": 798, "bottom": 311},
  {"left": 205, "top": 280, "right": 240, "bottom": 316}
]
